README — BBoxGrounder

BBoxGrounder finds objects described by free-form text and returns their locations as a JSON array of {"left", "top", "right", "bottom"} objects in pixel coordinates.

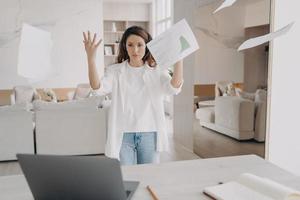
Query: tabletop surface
[{"left": 1, "top": 155, "right": 300, "bottom": 200}]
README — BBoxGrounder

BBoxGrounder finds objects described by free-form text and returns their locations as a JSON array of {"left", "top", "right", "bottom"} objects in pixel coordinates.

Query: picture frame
[{"left": 104, "top": 46, "right": 113, "bottom": 56}]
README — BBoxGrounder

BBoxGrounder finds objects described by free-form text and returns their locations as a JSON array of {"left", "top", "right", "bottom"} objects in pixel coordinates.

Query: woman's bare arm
[
  {"left": 83, "top": 31, "right": 102, "bottom": 89},
  {"left": 170, "top": 60, "right": 183, "bottom": 88}
]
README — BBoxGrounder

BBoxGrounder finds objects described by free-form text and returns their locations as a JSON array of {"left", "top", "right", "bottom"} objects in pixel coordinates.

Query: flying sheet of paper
[
  {"left": 213, "top": 0, "right": 237, "bottom": 14},
  {"left": 147, "top": 19, "right": 199, "bottom": 69},
  {"left": 238, "top": 22, "right": 294, "bottom": 51},
  {"left": 196, "top": 26, "right": 245, "bottom": 49},
  {"left": 17, "top": 23, "right": 54, "bottom": 81}
]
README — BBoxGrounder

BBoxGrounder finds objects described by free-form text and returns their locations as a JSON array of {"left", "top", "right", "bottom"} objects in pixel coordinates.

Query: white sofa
[
  {"left": 196, "top": 89, "right": 267, "bottom": 142},
  {"left": 0, "top": 105, "right": 34, "bottom": 161},
  {"left": 33, "top": 98, "right": 107, "bottom": 155}
]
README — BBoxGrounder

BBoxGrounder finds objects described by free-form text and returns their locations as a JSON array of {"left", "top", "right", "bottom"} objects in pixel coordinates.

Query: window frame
[{"left": 155, "top": 0, "right": 173, "bottom": 36}]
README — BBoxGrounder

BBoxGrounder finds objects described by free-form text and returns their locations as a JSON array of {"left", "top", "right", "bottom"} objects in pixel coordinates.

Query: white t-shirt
[{"left": 123, "top": 63, "right": 157, "bottom": 133}]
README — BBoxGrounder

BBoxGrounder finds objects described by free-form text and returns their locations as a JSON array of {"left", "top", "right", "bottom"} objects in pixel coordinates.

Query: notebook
[{"left": 203, "top": 173, "right": 300, "bottom": 200}]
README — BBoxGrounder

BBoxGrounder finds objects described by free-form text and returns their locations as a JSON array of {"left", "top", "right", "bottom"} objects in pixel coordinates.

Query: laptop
[{"left": 17, "top": 154, "right": 139, "bottom": 200}]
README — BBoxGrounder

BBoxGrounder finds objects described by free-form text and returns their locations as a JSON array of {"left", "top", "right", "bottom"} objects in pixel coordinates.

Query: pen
[
  {"left": 203, "top": 191, "right": 217, "bottom": 200},
  {"left": 146, "top": 185, "right": 159, "bottom": 200},
  {"left": 202, "top": 182, "right": 223, "bottom": 199}
]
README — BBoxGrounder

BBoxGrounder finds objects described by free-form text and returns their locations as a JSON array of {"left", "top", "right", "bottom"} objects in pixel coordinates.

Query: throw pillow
[
  {"left": 74, "top": 86, "right": 92, "bottom": 100},
  {"left": 255, "top": 89, "right": 267, "bottom": 102},
  {"left": 224, "top": 83, "right": 236, "bottom": 96},
  {"left": 42, "top": 88, "right": 57, "bottom": 102},
  {"left": 236, "top": 90, "right": 255, "bottom": 101}
]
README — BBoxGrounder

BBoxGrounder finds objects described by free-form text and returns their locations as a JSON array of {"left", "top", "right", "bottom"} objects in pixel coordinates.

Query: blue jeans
[{"left": 119, "top": 132, "right": 157, "bottom": 165}]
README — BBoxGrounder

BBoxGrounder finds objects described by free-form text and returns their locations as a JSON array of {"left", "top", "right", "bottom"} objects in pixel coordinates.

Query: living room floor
[
  {"left": 193, "top": 117, "right": 265, "bottom": 158},
  {"left": 0, "top": 136, "right": 200, "bottom": 177}
]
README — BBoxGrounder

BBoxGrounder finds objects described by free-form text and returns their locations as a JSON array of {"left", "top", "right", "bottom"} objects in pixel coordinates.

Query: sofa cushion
[
  {"left": 0, "top": 103, "right": 29, "bottom": 112},
  {"left": 196, "top": 107, "right": 215, "bottom": 123},
  {"left": 33, "top": 97, "right": 100, "bottom": 111},
  {"left": 14, "top": 86, "right": 36, "bottom": 104}
]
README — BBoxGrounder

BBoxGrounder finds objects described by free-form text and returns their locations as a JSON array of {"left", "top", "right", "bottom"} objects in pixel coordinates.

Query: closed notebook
[{"left": 203, "top": 173, "right": 300, "bottom": 200}]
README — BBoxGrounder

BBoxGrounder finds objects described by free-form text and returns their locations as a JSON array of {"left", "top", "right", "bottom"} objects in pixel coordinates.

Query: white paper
[
  {"left": 238, "top": 22, "right": 294, "bottom": 51},
  {"left": 238, "top": 173, "right": 300, "bottom": 200},
  {"left": 213, "top": 0, "right": 237, "bottom": 14},
  {"left": 196, "top": 26, "right": 245, "bottom": 49},
  {"left": 147, "top": 19, "right": 199, "bottom": 69},
  {"left": 17, "top": 23, "right": 54, "bottom": 81}
]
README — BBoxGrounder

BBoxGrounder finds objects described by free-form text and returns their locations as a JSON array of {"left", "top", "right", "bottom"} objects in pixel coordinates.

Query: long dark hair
[{"left": 117, "top": 26, "right": 156, "bottom": 67}]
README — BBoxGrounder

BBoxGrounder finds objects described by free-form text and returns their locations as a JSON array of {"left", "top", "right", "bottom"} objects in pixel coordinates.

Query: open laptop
[{"left": 17, "top": 154, "right": 139, "bottom": 200}]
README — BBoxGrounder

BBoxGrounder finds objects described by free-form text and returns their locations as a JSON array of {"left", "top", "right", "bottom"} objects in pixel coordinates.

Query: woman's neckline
[{"left": 127, "top": 60, "right": 144, "bottom": 68}]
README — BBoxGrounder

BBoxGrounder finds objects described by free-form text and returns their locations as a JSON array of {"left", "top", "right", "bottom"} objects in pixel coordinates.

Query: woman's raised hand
[{"left": 83, "top": 31, "right": 102, "bottom": 61}]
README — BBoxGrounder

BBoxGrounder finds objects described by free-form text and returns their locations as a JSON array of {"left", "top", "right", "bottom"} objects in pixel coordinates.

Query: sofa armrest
[
  {"left": 67, "top": 91, "right": 75, "bottom": 100},
  {"left": 254, "top": 101, "right": 267, "bottom": 142},
  {"left": 215, "top": 96, "right": 255, "bottom": 131}
]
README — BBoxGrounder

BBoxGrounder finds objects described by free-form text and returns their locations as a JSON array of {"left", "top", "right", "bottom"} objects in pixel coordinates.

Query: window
[{"left": 155, "top": 0, "right": 173, "bottom": 36}]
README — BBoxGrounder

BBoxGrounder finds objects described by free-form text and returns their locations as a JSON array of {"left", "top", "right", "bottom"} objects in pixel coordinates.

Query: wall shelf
[{"left": 102, "top": 1, "right": 153, "bottom": 66}]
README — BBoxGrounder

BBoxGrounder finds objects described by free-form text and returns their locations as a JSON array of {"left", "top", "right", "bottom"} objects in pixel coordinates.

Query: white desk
[{"left": 1, "top": 155, "right": 300, "bottom": 200}]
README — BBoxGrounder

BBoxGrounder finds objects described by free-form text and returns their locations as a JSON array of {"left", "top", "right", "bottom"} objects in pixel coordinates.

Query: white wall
[
  {"left": 0, "top": 0, "right": 103, "bottom": 89},
  {"left": 268, "top": 0, "right": 300, "bottom": 176},
  {"left": 245, "top": 0, "right": 270, "bottom": 28},
  {"left": 103, "top": 2, "right": 150, "bottom": 21},
  {"left": 193, "top": 0, "right": 270, "bottom": 85},
  {"left": 194, "top": 1, "right": 245, "bottom": 84}
]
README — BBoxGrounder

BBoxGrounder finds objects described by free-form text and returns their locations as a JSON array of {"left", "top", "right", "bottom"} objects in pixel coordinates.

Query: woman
[{"left": 83, "top": 26, "right": 183, "bottom": 165}]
